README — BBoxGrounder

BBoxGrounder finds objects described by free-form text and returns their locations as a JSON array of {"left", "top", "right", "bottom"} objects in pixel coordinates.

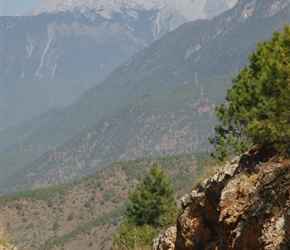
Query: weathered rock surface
[
  {"left": 153, "top": 148, "right": 290, "bottom": 249},
  {"left": 152, "top": 227, "right": 177, "bottom": 250}
]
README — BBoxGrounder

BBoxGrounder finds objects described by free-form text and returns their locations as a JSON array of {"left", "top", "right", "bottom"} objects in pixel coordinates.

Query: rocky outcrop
[
  {"left": 152, "top": 227, "right": 177, "bottom": 250},
  {"left": 153, "top": 147, "right": 290, "bottom": 249}
]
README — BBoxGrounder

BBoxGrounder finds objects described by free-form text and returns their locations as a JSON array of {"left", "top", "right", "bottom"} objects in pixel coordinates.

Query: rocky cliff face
[{"left": 153, "top": 147, "right": 290, "bottom": 249}]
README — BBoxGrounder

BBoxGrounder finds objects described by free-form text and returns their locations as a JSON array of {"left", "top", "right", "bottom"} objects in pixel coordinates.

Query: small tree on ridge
[{"left": 209, "top": 24, "right": 290, "bottom": 160}]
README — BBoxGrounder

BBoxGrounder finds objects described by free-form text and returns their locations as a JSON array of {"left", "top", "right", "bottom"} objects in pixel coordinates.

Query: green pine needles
[
  {"left": 209, "top": 24, "right": 290, "bottom": 161},
  {"left": 112, "top": 163, "right": 178, "bottom": 249}
]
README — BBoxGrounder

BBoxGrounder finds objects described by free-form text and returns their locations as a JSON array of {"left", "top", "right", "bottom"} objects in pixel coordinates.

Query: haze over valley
[{"left": 1, "top": 0, "right": 290, "bottom": 249}]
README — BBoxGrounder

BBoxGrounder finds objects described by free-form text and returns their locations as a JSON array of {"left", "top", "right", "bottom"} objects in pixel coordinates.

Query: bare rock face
[
  {"left": 152, "top": 226, "right": 177, "bottom": 250},
  {"left": 153, "top": 147, "right": 290, "bottom": 249}
]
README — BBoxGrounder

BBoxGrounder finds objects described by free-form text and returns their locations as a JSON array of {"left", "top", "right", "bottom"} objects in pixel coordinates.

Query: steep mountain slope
[
  {"left": 2, "top": 108, "right": 60, "bottom": 153},
  {"left": 2, "top": 0, "right": 236, "bottom": 128},
  {"left": 3, "top": 0, "right": 290, "bottom": 193},
  {"left": 18, "top": 0, "right": 290, "bottom": 151},
  {"left": 0, "top": 154, "right": 204, "bottom": 250},
  {"left": 4, "top": 82, "right": 220, "bottom": 192},
  {"left": 153, "top": 147, "right": 290, "bottom": 249}
]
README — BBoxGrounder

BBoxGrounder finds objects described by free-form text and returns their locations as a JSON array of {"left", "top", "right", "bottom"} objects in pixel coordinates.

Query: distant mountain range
[
  {"left": 1, "top": 0, "right": 236, "bottom": 128},
  {"left": 28, "top": 0, "right": 237, "bottom": 27},
  {"left": 3, "top": 0, "right": 290, "bottom": 193}
]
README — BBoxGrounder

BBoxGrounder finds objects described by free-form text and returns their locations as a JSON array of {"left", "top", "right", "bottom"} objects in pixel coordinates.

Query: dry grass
[
  {"left": 51, "top": 246, "right": 63, "bottom": 250},
  {"left": 112, "top": 242, "right": 151, "bottom": 250},
  {"left": 192, "top": 162, "right": 220, "bottom": 190},
  {"left": 0, "top": 227, "right": 10, "bottom": 247}
]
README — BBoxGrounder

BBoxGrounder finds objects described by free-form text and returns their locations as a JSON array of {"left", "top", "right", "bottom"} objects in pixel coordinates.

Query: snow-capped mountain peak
[{"left": 27, "top": 0, "right": 237, "bottom": 22}]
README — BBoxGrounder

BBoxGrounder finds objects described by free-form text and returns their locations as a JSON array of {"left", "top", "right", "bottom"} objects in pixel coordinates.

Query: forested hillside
[
  {"left": 3, "top": 81, "right": 221, "bottom": 192},
  {"left": 0, "top": 153, "right": 211, "bottom": 250}
]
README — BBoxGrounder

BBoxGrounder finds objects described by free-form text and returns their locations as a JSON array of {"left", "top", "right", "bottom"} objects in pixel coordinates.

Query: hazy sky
[{"left": 0, "top": 0, "right": 40, "bottom": 16}]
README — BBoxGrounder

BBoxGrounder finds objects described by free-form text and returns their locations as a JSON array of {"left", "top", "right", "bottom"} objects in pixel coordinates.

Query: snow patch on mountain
[{"left": 27, "top": 0, "right": 238, "bottom": 22}]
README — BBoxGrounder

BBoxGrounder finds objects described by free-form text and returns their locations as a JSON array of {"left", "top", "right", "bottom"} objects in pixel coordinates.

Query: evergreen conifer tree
[
  {"left": 209, "top": 24, "right": 290, "bottom": 160},
  {"left": 113, "top": 163, "right": 178, "bottom": 249},
  {"left": 126, "top": 163, "right": 178, "bottom": 228}
]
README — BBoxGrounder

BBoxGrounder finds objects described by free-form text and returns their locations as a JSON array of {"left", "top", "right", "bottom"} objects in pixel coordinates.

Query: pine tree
[
  {"left": 126, "top": 163, "right": 178, "bottom": 228},
  {"left": 113, "top": 163, "right": 178, "bottom": 249},
  {"left": 209, "top": 24, "right": 290, "bottom": 160}
]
